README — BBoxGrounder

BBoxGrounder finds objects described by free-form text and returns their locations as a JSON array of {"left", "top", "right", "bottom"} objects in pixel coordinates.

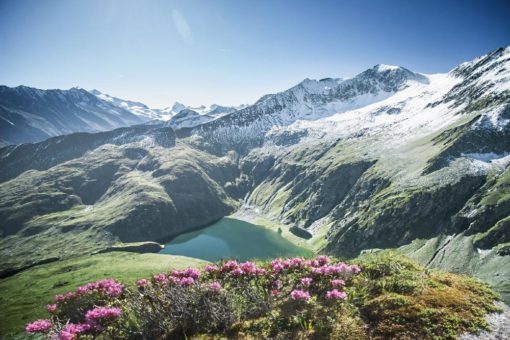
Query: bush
[{"left": 24, "top": 253, "right": 499, "bottom": 339}]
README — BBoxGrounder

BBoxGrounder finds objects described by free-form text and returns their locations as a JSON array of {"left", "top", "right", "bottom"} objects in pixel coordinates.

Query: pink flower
[
  {"left": 312, "top": 263, "right": 351, "bottom": 276},
  {"left": 317, "top": 255, "right": 330, "bottom": 266},
  {"left": 136, "top": 279, "right": 150, "bottom": 287},
  {"left": 85, "top": 307, "right": 122, "bottom": 323},
  {"left": 25, "top": 319, "right": 52, "bottom": 333},
  {"left": 76, "top": 279, "right": 124, "bottom": 297},
  {"left": 183, "top": 268, "right": 201, "bottom": 279},
  {"left": 55, "top": 291, "right": 77, "bottom": 303},
  {"left": 205, "top": 265, "right": 219, "bottom": 273},
  {"left": 290, "top": 257, "right": 305, "bottom": 267},
  {"left": 221, "top": 260, "right": 239, "bottom": 272},
  {"left": 240, "top": 261, "right": 258, "bottom": 274},
  {"left": 350, "top": 264, "right": 361, "bottom": 274},
  {"left": 46, "top": 304, "right": 58, "bottom": 314},
  {"left": 232, "top": 268, "right": 244, "bottom": 276},
  {"left": 179, "top": 277, "right": 195, "bottom": 286},
  {"left": 59, "top": 323, "right": 92, "bottom": 340},
  {"left": 301, "top": 277, "right": 313, "bottom": 287},
  {"left": 334, "top": 263, "right": 350, "bottom": 273},
  {"left": 326, "top": 289, "right": 347, "bottom": 300},
  {"left": 209, "top": 282, "right": 222, "bottom": 291},
  {"left": 271, "top": 289, "right": 280, "bottom": 296},
  {"left": 153, "top": 272, "right": 167, "bottom": 282},
  {"left": 331, "top": 279, "right": 345, "bottom": 287},
  {"left": 270, "top": 259, "right": 284, "bottom": 272},
  {"left": 256, "top": 268, "right": 267, "bottom": 276},
  {"left": 290, "top": 289, "right": 311, "bottom": 301}
]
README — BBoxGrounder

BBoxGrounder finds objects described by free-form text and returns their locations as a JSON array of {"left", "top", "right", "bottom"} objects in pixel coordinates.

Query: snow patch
[{"left": 375, "top": 64, "right": 401, "bottom": 72}]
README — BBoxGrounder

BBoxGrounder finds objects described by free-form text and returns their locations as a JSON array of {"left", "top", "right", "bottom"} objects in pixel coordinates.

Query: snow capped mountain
[
  {"left": 249, "top": 46, "right": 510, "bottom": 179},
  {"left": 162, "top": 101, "right": 248, "bottom": 129},
  {"left": 195, "top": 63, "right": 431, "bottom": 152},
  {"left": 89, "top": 89, "right": 161, "bottom": 121},
  {"left": 165, "top": 109, "right": 215, "bottom": 129},
  {"left": 165, "top": 101, "right": 247, "bottom": 117},
  {"left": 0, "top": 86, "right": 149, "bottom": 146},
  {"left": 0, "top": 86, "right": 247, "bottom": 145}
]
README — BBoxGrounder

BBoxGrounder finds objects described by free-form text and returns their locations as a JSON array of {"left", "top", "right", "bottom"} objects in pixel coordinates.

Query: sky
[{"left": 0, "top": 0, "right": 509, "bottom": 108}]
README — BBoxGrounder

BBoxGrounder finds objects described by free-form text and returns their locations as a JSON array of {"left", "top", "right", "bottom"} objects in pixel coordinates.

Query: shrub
[{"left": 24, "top": 253, "right": 499, "bottom": 339}]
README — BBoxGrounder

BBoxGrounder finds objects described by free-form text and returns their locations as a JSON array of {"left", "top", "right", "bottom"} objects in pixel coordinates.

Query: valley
[{"left": 0, "top": 46, "right": 509, "bottom": 337}]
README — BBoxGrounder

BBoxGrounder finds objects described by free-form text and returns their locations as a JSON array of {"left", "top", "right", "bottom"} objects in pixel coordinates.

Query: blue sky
[{"left": 0, "top": 0, "right": 509, "bottom": 108}]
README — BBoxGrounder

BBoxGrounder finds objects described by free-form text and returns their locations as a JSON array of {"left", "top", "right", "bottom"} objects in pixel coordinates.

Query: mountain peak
[
  {"left": 171, "top": 102, "right": 187, "bottom": 113},
  {"left": 373, "top": 64, "right": 403, "bottom": 72}
]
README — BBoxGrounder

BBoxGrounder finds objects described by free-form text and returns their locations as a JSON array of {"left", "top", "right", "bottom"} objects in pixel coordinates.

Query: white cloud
[{"left": 172, "top": 9, "right": 193, "bottom": 45}]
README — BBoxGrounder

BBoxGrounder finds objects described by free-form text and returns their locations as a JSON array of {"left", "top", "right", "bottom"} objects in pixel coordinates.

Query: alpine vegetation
[{"left": 24, "top": 254, "right": 499, "bottom": 339}]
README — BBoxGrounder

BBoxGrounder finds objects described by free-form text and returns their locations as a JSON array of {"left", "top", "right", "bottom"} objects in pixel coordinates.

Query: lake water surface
[{"left": 159, "top": 218, "right": 311, "bottom": 261}]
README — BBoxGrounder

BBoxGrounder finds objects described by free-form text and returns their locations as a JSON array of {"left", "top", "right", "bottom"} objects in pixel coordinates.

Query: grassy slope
[
  {"left": 0, "top": 252, "right": 206, "bottom": 338},
  {"left": 0, "top": 141, "right": 238, "bottom": 274}
]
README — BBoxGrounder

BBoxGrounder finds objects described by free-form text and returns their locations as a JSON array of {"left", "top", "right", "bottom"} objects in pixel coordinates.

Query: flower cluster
[
  {"left": 59, "top": 323, "right": 93, "bottom": 340},
  {"left": 54, "top": 278, "right": 124, "bottom": 303},
  {"left": 311, "top": 262, "right": 360, "bottom": 276},
  {"left": 85, "top": 307, "right": 122, "bottom": 323},
  {"left": 209, "top": 282, "right": 222, "bottom": 291},
  {"left": 326, "top": 289, "right": 347, "bottom": 300},
  {"left": 290, "top": 289, "right": 311, "bottom": 301},
  {"left": 25, "top": 319, "right": 52, "bottom": 333},
  {"left": 136, "top": 279, "right": 151, "bottom": 287},
  {"left": 331, "top": 279, "right": 345, "bottom": 287},
  {"left": 301, "top": 277, "right": 313, "bottom": 287},
  {"left": 151, "top": 267, "right": 204, "bottom": 287},
  {"left": 46, "top": 303, "right": 58, "bottom": 314},
  {"left": 76, "top": 278, "right": 124, "bottom": 297},
  {"left": 27, "top": 256, "right": 362, "bottom": 338}
]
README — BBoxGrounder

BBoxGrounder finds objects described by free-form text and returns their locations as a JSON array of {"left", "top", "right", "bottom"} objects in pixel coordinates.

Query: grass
[{"left": 0, "top": 252, "right": 206, "bottom": 338}]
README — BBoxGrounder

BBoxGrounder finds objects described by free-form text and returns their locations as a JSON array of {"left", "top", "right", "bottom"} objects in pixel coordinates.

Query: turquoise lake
[{"left": 159, "top": 218, "right": 311, "bottom": 261}]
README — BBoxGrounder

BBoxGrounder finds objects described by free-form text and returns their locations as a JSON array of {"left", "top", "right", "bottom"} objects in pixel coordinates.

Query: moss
[{"left": 357, "top": 252, "right": 500, "bottom": 339}]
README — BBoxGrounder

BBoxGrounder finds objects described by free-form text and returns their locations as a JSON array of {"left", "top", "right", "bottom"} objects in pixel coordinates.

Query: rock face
[{"left": 1, "top": 46, "right": 509, "bottom": 301}]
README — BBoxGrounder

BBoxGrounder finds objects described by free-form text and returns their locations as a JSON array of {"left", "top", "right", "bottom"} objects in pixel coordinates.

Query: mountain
[
  {"left": 195, "top": 64, "right": 428, "bottom": 152},
  {"left": 162, "top": 101, "right": 248, "bottom": 129},
  {"left": 89, "top": 89, "right": 162, "bottom": 121},
  {"left": 0, "top": 86, "right": 151, "bottom": 146},
  {"left": 0, "top": 46, "right": 509, "bottom": 302},
  {"left": 0, "top": 86, "right": 246, "bottom": 146}
]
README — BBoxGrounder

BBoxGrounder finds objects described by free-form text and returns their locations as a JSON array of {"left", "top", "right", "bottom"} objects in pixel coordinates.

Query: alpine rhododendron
[
  {"left": 25, "top": 319, "right": 52, "bottom": 333},
  {"left": 290, "top": 289, "right": 311, "bottom": 301},
  {"left": 26, "top": 256, "right": 361, "bottom": 339},
  {"left": 85, "top": 307, "right": 122, "bottom": 323}
]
